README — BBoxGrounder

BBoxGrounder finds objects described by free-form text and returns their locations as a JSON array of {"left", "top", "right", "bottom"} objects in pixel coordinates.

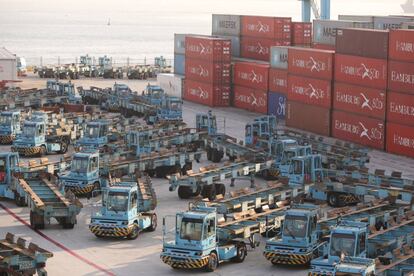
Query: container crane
[{"left": 299, "top": 0, "right": 330, "bottom": 22}]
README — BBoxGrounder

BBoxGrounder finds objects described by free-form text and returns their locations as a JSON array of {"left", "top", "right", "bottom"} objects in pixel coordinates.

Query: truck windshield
[
  {"left": 282, "top": 150, "right": 295, "bottom": 164},
  {"left": 23, "top": 125, "right": 36, "bottom": 136},
  {"left": 169, "top": 101, "right": 181, "bottom": 110},
  {"left": 85, "top": 125, "right": 100, "bottom": 138},
  {"left": 0, "top": 157, "right": 6, "bottom": 182},
  {"left": 291, "top": 160, "right": 303, "bottom": 174},
  {"left": 107, "top": 191, "right": 129, "bottom": 212},
  {"left": 330, "top": 233, "right": 355, "bottom": 257},
  {"left": 180, "top": 218, "right": 203, "bottom": 241},
  {"left": 283, "top": 215, "right": 307, "bottom": 238},
  {"left": 0, "top": 115, "right": 12, "bottom": 125},
  {"left": 71, "top": 157, "right": 89, "bottom": 173}
]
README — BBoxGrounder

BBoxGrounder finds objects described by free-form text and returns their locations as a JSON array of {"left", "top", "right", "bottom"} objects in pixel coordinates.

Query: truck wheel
[
  {"left": 177, "top": 186, "right": 192, "bottom": 199},
  {"left": 127, "top": 223, "right": 139, "bottom": 240},
  {"left": 327, "top": 193, "right": 339, "bottom": 207},
  {"left": 93, "top": 182, "right": 101, "bottom": 196},
  {"left": 214, "top": 183, "right": 225, "bottom": 197},
  {"left": 30, "top": 211, "right": 45, "bottom": 230},
  {"left": 63, "top": 221, "right": 75, "bottom": 229},
  {"left": 59, "top": 141, "right": 68, "bottom": 154},
  {"left": 181, "top": 162, "right": 192, "bottom": 175},
  {"left": 205, "top": 252, "right": 218, "bottom": 272},
  {"left": 232, "top": 243, "right": 247, "bottom": 263},
  {"left": 147, "top": 213, "right": 157, "bottom": 232},
  {"left": 201, "top": 185, "right": 216, "bottom": 201}
]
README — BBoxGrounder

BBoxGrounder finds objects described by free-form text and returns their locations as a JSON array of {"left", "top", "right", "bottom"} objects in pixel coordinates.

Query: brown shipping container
[
  {"left": 233, "top": 61, "right": 270, "bottom": 91},
  {"left": 185, "top": 58, "right": 231, "bottom": 85},
  {"left": 288, "top": 74, "right": 332, "bottom": 108},
  {"left": 241, "top": 16, "right": 291, "bottom": 40},
  {"left": 388, "top": 60, "right": 414, "bottom": 95},
  {"left": 386, "top": 123, "right": 414, "bottom": 158},
  {"left": 389, "top": 29, "right": 414, "bottom": 62},
  {"left": 184, "top": 79, "right": 230, "bottom": 107},
  {"left": 288, "top": 48, "right": 334, "bottom": 80},
  {"left": 185, "top": 36, "right": 231, "bottom": 62},
  {"left": 331, "top": 110, "right": 385, "bottom": 150},
  {"left": 233, "top": 85, "right": 268, "bottom": 114},
  {"left": 286, "top": 100, "right": 331, "bottom": 136},
  {"left": 269, "top": 68, "right": 288, "bottom": 94},
  {"left": 336, "top": 28, "right": 389, "bottom": 59},
  {"left": 333, "top": 82, "right": 386, "bottom": 120},
  {"left": 335, "top": 54, "right": 388, "bottom": 89},
  {"left": 387, "top": 91, "right": 414, "bottom": 126}
]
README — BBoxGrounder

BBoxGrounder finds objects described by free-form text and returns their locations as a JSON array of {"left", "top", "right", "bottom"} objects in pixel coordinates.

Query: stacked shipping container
[
  {"left": 268, "top": 46, "right": 288, "bottom": 119},
  {"left": 386, "top": 29, "right": 414, "bottom": 158},
  {"left": 212, "top": 14, "right": 241, "bottom": 57},
  {"left": 183, "top": 36, "right": 232, "bottom": 107}
]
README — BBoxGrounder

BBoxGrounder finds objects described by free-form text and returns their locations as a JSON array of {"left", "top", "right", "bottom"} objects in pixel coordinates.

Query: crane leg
[
  {"left": 301, "top": 0, "right": 312, "bottom": 22},
  {"left": 320, "top": 0, "right": 331, "bottom": 19}
]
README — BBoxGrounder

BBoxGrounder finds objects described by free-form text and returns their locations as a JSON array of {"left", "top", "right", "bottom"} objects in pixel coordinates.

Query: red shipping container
[
  {"left": 233, "top": 86, "right": 268, "bottom": 114},
  {"left": 269, "top": 68, "right": 288, "bottom": 94},
  {"left": 185, "top": 36, "right": 231, "bottom": 62},
  {"left": 286, "top": 100, "right": 331, "bottom": 136},
  {"left": 292, "top": 22, "right": 312, "bottom": 45},
  {"left": 288, "top": 48, "right": 334, "bottom": 80},
  {"left": 233, "top": 61, "right": 270, "bottom": 91},
  {"left": 388, "top": 60, "right": 414, "bottom": 95},
  {"left": 335, "top": 54, "right": 388, "bottom": 89},
  {"left": 274, "top": 17, "right": 292, "bottom": 40},
  {"left": 313, "top": 43, "right": 335, "bottom": 51},
  {"left": 331, "top": 110, "right": 385, "bottom": 150},
  {"left": 241, "top": 37, "right": 290, "bottom": 61},
  {"left": 389, "top": 29, "right": 414, "bottom": 62},
  {"left": 287, "top": 74, "right": 332, "bottom": 108},
  {"left": 386, "top": 123, "right": 414, "bottom": 158},
  {"left": 387, "top": 91, "right": 414, "bottom": 126},
  {"left": 241, "top": 16, "right": 291, "bottom": 40},
  {"left": 333, "top": 82, "right": 386, "bottom": 120},
  {"left": 185, "top": 58, "right": 231, "bottom": 85},
  {"left": 184, "top": 79, "right": 230, "bottom": 107}
]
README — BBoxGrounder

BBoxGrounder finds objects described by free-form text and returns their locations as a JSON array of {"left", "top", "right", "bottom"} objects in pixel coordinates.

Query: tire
[
  {"left": 177, "top": 186, "right": 192, "bottom": 199},
  {"left": 147, "top": 213, "right": 157, "bottom": 232},
  {"left": 201, "top": 185, "right": 216, "bottom": 201},
  {"left": 232, "top": 243, "right": 247, "bottom": 263},
  {"left": 214, "top": 183, "right": 226, "bottom": 197},
  {"left": 146, "top": 170, "right": 155, "bottom": 177},
  {"left": 327, "top": 193, "right": 339, "bottom": 207},
  {"left": 205, "top": 252, "right": 218, "bottom": 272},
  {"left": 30, "top": 211, "right": 45, "bottom": 230},
  {"left": 59, "top": 141, "right": 68, "bottom": 154},
  {"left": 127, "top": 223, "right": 139, "bottom": 240}
]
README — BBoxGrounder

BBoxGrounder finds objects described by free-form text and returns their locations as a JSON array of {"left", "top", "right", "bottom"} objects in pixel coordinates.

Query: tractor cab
[
  {"left": 288, "top": 154, "right": 324, "bottom": 186},
  {"left": 0, "top": 111, "right": 21, "bottom": 137},
  {"left": 14, "top": 120, "right": 46, "bottom": 147},
  {"left": 157, "top": 96, "right": 182, "bottom": 122},
  {"left": 0, "top": 152, "right": 19, "bottom": 198},
  {"left": 46, "top": 80, "right": 59, "bottom": 92},
  {"left": 142, "top": 84, "right": 166, "bottom": 106},
  {"left": 267, "top": 138, "right": 298, "bottom": 163},
  {"left": 77, "top": 120, "right": 109, "bottom": 150},
  {"left": 113, "top": 83, "right": 131, "bottom": 94},
  {"left": 30, "top": 111, "right": 49, "bottom": 123},
  {"left": 80, "top": 55, "right": 92, "bottom": 66},
  {"left": 98, "top": 55, "right": 111, "bottom": 68},
  {"left": 245, "top": 115, "right": 277, "bottom": 147},
  {"left": 196, "top": 111, "right": 217, "bottom": 135},
  {"left": 127, "top": 130, "right": 153, "bottom": 156}
]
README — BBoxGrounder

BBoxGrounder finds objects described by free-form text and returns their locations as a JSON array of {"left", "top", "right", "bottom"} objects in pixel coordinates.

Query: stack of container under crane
[
  {"left": 286, "top": 47, "right": 334, "bottom": 136},
  {"left": 387, "top": 29, "right": 414, "bottom": 158},
  {"left": 183, "top": 35, "right": 232, "bottom": 107},
  {"left": 332, "top": 28, "right": 389, "bottom": 150},
  {"left": 268, "top": 46, "right": 288, "bottom": 119}
]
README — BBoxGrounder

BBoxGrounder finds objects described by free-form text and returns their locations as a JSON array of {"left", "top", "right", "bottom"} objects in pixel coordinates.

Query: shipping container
[
  {"left": 184, "top": 79, "right": 230, "bottom": 107},
  {"left": 312, "top": 43, "right": 335, "bottom": 51},
  {"left": 185, "top": 58, "right": 230, "bottom": 85},
  {"left": 336, "top": 28, "right": 389, "bottom": 59},
  {"left": 212, "top": 14, "right": 241, "bottom": 36},
  {"left": 241, "top": 37, "right": 290, "bottom": 61},
  {"left": 241, "top": 16, "right": 291, "bottom": 40},
  {"left": 387, "top": 91, "right": 414, "bottom": 126},
  {"left": 333, "top": 82, "right": 386, "bottom": 119},
  {"left": 0, "top": 47, "right": 17, "bottom": 81},
  {"left": 386, "top": 123, "right": 414, "bottom": 158},
  {"left": 233, "top": 85, "right": 268, "bottom": 114},
  {"left": 402, "top": 22, "right": 414, "bottom": 29},
  {"left": 268, "top": 91, "right": 286, "bottom": 119},
  {"left": 157, "top": 73, "right": 184, "bottom": 98},
  {"left": 292, "top": 22, "right": 312, "bottom": 45},
  {"left": 335, "top": 54, "right": 388, "bottom": 89},
  {"left": 270, "top": 46, "right": 289, "bottom": 69},
  {"left": 214, "top": 35, "right": 240, "bottom": 57},
  {"left": 388, "top": 60, "right": 414, "bottom": 95},
  {"left": 313, "top": 19, "right": 372, "bottom": 46},
  {"left": 233, "top": 61, "right": 270, "bottom": 91},
  {"left": 286, "top": 100, "right": 331, "bottom": 136},
  {"left": 331, "top": 110, "right": 385, "bottom": 150},
  {"left": 269, "top": 68, "right": 288, "bottom": 94},
  {"left": 288, "top": 74, "right": 332, "bottom": 108},
  {"left": 338, "top": 15, "right": 375, "bottom": 23},
  {"left": 185, "top": 36, "right": 231, "bottom": 62},
  {"left": 373, "top": 16, "right": 414, "bottom": 30},
  {"left": 174, "top": 34, "right": 186, "bottom": 55},
  {"left": 174, "top": 53, "right": 185, "bottom": 75},
  {"left": 288, "top": 47, "right": 334, "bottom": 80},
  {"left": 389, "top": 29, "right": 414, "bottom": 62}
]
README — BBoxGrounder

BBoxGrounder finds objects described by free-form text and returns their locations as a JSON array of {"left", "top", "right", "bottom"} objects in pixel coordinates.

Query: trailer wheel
[
  {"left": 15, "top": 194, "right": 25, "bottom": 207},
  {"left": 58, "top": 141, "right": 68, "bottom": 154},
  {"left": 201, "top": 184, "right": 216, "bottom": 201},
  {"left": 30, "top": 211, "right": 45, "bottom": 230},
  {"left": 232, "top": 243, "right": 247, "bottom": 263},
  {"left": 177, "top": 186, "right": 192, "bottom": 199},
  {"left": 127, "top": 223, "right": 139, "bottom": 240},
  {"left": 214, "top": 183, "right": 226, "bottom": 197},
  {"left": 205, "top": 252, "right": 218, "bottom": 272},
  {"left": 327, "top": 193, "right": 339, "bottom": 207},
  {"left": 147, "top": 213, "right": 157, "bottom": 232}
]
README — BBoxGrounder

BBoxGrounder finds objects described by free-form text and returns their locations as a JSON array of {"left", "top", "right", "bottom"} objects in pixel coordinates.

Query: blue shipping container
[
  {"left": 268, "top": 91, "right": 286, "bottom": 119},
  {"left": 174, "top": 54, "right": 185, "bottom": 75}
]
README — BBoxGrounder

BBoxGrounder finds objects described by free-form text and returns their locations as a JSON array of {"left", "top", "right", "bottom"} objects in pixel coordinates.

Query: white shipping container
[
  {"left": 338, "top": 15, "right": 375, "bottom": 23},
  {"left": 212, "top": 14, "right": 241, "bottom": 36},
  {"left": 0, "top": 47, "right": 17, "bottom": 81},
  {"left": 157, "top": 73, "right": 184, "bottom": 98},
  {"left": 374, "top": 16, "right": 414, "bottom": 30}
]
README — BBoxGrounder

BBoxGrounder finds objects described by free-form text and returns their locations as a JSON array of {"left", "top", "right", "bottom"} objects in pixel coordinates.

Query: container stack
[
  {"left": 332, "top": 28, "right": 389, "bottom": 150},
  {"left": 268, "top": 46, "right": 288, "bottom": 119},
  {"left": 183, "top": 35, "right": 232, "bottom": 107},
  {"left": 212, "top": 14, "right": 241, "bottom": 57},
  {"left": 386, "top": 29, "right": 414, "bottom": 158},
  {"left": 174, "top": 34, "right": 186, "bottom": 75},
  {"left": 286, "top": 47, "right": 334, "bottom": 136},
  {"left": 240, "top": 16, "right": 291, "bottom": 61}
]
